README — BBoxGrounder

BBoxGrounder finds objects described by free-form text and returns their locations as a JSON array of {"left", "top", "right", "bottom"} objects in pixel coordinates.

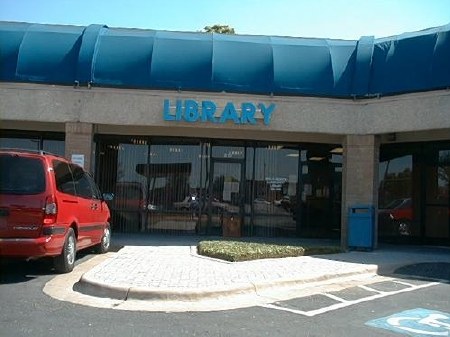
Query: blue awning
[{"left": 1, "top": 21, "right": 449, "bottom": 98}]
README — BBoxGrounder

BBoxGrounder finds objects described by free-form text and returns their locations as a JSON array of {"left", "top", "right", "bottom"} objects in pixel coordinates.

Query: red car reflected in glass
[{"left": 378, "top": 198, "right": 413, "bottom": 236}]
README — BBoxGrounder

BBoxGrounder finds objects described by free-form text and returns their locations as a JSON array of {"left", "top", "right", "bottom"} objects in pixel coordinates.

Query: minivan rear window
[{"left": 0, "top": 155, "right": 45, "bottom": 194}]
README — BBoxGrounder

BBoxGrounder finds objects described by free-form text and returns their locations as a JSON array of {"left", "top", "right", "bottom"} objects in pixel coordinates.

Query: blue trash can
[{"left": 348, "top": 204, "right": 375, "bottom": 250}]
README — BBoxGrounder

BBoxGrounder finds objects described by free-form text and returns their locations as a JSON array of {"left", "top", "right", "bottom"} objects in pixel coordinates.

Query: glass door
[{"left": 208, "top": 160, "right": 244, "bottom": 235}]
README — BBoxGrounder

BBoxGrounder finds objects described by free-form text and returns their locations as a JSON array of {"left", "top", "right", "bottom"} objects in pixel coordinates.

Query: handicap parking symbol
[{"left": 366, "top": 308, "right": 450, "bottom": 336}]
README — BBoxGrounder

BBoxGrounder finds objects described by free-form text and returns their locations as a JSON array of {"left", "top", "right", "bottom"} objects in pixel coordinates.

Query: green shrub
[{"left": 197, "top": 240, "right": 341, "bottom": 262}]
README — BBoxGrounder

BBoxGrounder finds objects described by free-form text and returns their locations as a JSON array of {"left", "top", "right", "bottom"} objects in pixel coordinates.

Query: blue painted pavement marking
[{"left": 366, "top": 308, "right": 450, "bottom": 336}]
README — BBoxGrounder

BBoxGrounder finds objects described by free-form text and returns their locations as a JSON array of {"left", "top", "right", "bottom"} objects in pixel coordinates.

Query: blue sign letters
[{"left": 163, "top": 99, "right": 276, "bottom": 126}]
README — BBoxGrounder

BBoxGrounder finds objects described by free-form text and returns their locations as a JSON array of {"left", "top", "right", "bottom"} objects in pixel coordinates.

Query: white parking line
[
  {"left": 391, "top": 280, "right": 422, "bottom": 287},
  {"left": 260, "top": 281, "right": 439, "bottom": 317},
  {"left": 359, "top": 284, "right": 385, "bottom": 294},
  {"left": 323, "top": 293, "right": 349, "bottom": 303}
]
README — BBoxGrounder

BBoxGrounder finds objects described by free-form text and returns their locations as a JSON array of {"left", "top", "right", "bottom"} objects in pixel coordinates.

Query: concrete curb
[
  {"left": 74, "top": 264, "right": 379, "bottom": 302},
  {"left": 74, "top": 274, "right": 130, "bottom": 300}
]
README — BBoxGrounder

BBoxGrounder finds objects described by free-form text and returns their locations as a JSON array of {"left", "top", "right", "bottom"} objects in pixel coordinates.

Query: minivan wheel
[
  {"left": 94, "top": 224, "right": 111, "bottom": 254},
  {"left": 54, "top": 228, "right": 76, "bottom": 273}
]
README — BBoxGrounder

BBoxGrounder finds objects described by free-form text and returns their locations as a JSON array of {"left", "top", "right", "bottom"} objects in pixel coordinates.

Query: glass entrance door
[{"left": 208, "top": 161, "right": 244, "bottom": 235}]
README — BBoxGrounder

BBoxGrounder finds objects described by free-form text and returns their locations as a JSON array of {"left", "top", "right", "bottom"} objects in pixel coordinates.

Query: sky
[{"left": 0, "top": 0, "right": 449, "bottom": 40}]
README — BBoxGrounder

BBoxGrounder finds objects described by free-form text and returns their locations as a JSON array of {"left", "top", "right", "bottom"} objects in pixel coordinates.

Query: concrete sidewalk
[{"left": 44, "top": 234, "right": 450, "bottom": 312}]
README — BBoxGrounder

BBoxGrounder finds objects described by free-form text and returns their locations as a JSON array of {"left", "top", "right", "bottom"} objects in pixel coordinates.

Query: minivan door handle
[{"left": 62, "top": 199, "right": 78, "bottom": 204}]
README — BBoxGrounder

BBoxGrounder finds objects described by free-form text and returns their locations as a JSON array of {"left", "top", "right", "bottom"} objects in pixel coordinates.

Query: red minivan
[{"left": 0, "top": 149, "right": 112, "bottom": 273}]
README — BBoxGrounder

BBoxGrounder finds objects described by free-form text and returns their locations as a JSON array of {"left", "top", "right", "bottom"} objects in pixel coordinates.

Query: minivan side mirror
[{"left": 103, "top": 193, "right": 114, "bottom": 201}]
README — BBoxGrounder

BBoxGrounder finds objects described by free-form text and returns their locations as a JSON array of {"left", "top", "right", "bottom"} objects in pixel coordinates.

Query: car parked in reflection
[
  {"left": 378, "top": 198, "right": 413, "bottom": 236},
  {"left": 173, "top": 194, "right": 197, "bottom": 210},
  {"left": 174, "top": 194, "right": 229, "bottom": 214},
  {"left": 111, "top": 182, "right": 151, "bottom": 211},
  {"left": 108, "top": 182, "right": 160, "bottom": 232},
  {"left": 253, "top": 197, "right": 271, "bottom": 205}
]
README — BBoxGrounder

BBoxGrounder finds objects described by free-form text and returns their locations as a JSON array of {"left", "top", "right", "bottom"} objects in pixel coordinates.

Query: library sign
[{"left": 163, "top": 99, "right": 276, "bottom": 126}]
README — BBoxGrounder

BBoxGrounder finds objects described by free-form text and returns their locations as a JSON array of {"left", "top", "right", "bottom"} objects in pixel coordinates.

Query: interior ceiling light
[
  {"left": 330, "top": 147, "right": 343, "bottom": 154},
  {"left": 286, "top": 153, "right": 299, "bottom": 157},
  {"left": 309, "top": 156, "right": 325, "bottom": 161},
  {"left": 268, "top": 145, "right": 284, "bottom": 150}
]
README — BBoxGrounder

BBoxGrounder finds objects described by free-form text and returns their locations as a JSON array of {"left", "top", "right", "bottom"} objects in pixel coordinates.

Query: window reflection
[
  {"left": 212, "top": 146, "right": 245, "bottom": 159},
  {"left": 148, "top": 144, "right": 202, "bottom": 210},
  {"left": 379, "top": 155, "right": 413, "bottom": 208},
  {"left": 425, "top": 149, "right": 449, "bottom": 239},
  {"left": 0, "top": 138, "right": 40, "bottom": 151},
  {"left": 112, "top": 143, "right": 149, "bottom": 232},
  {"left": 379, "top": 144, "right": 450, "bottom": 244},
  {"left": 43, "top": 140, "right": 65, "bottom": 156},
  {"left": 378, "top": 154, "right": 416, "bottom": 238},
  {"left": 437, "top": 150, "right": 450, "bottom": 204},
  {"left": 300, "top": 148, "right": 341, "bottom": 238},
  {"left": 0, "top": 136, "right": 65, "bottom": 156},
  {"left": 252, "top": 145, "right": 299, "bottom": 236},
  {"left": 98, "top": 139, "right": 204, "bottom": 233},
  {"left": 96, "top": 137, "right": 342, "bottom": 238}
]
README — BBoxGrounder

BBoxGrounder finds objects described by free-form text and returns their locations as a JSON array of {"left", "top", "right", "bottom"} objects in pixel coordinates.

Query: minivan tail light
[{"left": 43, "top": 195, "right": 57, "bottom": 225}]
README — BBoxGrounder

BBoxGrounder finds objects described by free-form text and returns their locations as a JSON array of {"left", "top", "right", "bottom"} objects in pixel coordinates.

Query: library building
[{"left": 1, "top": 21, "right": 449, "bottom": 248}]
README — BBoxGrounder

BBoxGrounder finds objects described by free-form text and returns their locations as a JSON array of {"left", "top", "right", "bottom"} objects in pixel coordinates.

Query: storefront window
[
  {"left": 106, "top": 142, "right": 149, "bottom": 232},
  {"left": 148, "top": 144, "right": 202, "bottom": 209},
  {"left": 0, "top": 138, "right": 40, "bottom": 150},
  {"left": 252, "top": 145, "right": 299, "bottom": 236},
  {"left": 43, "top": 139, "right": 65, "bottom": 156},
  {"left": 378, "top": 153, "right": 416, "bottom": 239},
  {"left": 212, "top": 145, "right": 245, "bottom": 159},
  {"left": 300, "top": 146, "right": 340, "bottom": 238},
  {"left": 379, "top": 144, "right": 450, "bottom": 245},
  {"left": 97, "top": 137, "right": 204, "bottom": 234},
  {"left": 0, "top": 133, "right": 65, "bottom": 156},
  {"left": 425, "top": 149, "right": 449, "bottom": 240},
  {"left": 379, "top": 155, "right": 413, "bottom": 207},
  {"left": 96, "top": 136, "right": 342, "bottom": 239}
]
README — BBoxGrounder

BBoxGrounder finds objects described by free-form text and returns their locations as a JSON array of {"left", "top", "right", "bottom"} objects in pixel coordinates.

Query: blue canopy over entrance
[{"left": 0, "top": 21, "right": 449, "bottom": 97}]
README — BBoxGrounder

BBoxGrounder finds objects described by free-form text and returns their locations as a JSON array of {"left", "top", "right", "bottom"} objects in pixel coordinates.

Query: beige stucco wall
[
  {"left": 65, "top": 122, "right": 94, "bottom": 172},
  {"left": 341, "top": 135, "right": 380, "bottom": 249},
  {"left": 1, "top": 83, "right": 449, "bottom": 138}
]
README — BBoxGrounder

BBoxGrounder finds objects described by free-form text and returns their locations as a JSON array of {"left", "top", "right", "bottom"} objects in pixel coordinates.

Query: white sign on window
[{"left": 71, "top": 154, "right": 85, "bottom": 168}]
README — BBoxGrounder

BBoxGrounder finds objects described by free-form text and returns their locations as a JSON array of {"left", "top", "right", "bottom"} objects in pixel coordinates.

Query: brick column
[
  {"left": 65, "top": 122, "right": 94, "bottom": 172},
  {"left": 341, "top": 135, "right": 380, "bottom": 250}
]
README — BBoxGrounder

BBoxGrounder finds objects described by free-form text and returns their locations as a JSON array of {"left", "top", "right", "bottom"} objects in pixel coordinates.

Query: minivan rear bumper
[{"left": 0, "top": 235, "right": 64, "bottom": 258}]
